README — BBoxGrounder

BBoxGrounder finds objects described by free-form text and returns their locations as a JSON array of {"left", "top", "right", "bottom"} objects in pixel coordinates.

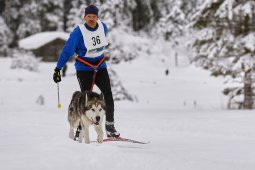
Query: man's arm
[{"left": 56, "top": 27, "right": 81, "bottom": 70}]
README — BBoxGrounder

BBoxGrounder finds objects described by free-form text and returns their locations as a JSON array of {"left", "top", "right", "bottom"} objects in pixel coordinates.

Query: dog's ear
[
  {"left": 85, "top": 92, "right": 88, "bottom": 106},
  {"left": 99, "top": 93, "right": 104, "bottom": 100},
  {"left": 86, "top": 91, "right": 93, "bottom": 99},
  {"left": 84, "top": 106, "right": 90, "bottom": 111}
]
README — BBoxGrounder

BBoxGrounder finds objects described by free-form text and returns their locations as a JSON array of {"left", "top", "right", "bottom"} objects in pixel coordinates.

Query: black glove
[{"left": 53, "top": 68, "right": 61, "bottom": 83}]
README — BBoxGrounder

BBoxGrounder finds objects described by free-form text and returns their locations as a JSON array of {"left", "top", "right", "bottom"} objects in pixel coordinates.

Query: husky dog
[{"left": 68, "top": 91, "right": 105, "bottom": 144}]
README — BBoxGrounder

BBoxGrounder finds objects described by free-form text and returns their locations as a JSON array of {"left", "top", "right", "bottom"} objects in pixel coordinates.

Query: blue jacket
[{"left": 56, "top": 22, "right": 108, "bottom": 71}]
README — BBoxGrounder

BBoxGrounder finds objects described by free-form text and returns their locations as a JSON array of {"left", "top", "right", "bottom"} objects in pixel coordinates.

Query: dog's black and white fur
[{"left": 68, "top": 91, "right": 105, "bottom": 144}]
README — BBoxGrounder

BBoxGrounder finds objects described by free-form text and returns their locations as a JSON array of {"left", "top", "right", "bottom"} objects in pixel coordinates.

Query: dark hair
[{"left": 85, "top": 5, "right": 99, "bottom": 16}]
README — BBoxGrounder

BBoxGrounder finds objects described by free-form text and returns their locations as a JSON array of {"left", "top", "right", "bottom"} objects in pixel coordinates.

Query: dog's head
[{"left": 84, "top": 91, "right": 105, "bottom": 125}]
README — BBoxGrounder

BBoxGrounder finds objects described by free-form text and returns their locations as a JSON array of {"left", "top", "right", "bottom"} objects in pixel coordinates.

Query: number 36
[{"left": 92, "top": 36, "right": 101, "bottom": 46}]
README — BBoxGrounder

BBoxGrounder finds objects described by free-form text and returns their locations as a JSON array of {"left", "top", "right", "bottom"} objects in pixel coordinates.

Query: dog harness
[{"left": 76, "top": 56, "right": 105, "bottom": 91}]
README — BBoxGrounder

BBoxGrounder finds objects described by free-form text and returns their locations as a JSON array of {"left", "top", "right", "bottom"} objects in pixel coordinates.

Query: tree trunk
[{"left": 243, "top": 70, "right": 253, "bottom": 109}]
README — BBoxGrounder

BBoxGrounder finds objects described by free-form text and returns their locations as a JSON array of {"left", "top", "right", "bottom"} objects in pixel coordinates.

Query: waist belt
[
  {"left": 76, "top": 56, "right": 105, "bottom": 91},
  {"left": 76, "top": 56, "right": 105, "bottom": 70}
]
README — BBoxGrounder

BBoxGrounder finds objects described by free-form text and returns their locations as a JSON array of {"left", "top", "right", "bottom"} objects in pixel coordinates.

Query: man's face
[{"left": 84, "top": 14, "right": 98, "bottom": 28}]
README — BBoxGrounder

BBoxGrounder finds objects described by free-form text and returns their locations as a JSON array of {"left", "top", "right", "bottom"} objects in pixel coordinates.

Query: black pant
[{"left": 76, "top": 68, "right": 114, "bottom": 122}]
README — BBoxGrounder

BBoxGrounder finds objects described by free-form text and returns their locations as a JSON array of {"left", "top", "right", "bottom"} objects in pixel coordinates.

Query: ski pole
[{"left": 57, "top": 82, "right": 62, "bottom": 109}]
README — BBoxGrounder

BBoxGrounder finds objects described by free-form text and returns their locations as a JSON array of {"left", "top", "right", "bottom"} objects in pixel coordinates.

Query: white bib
[{"left": 78, "top": 20, "right": 108, "bottom": 58}]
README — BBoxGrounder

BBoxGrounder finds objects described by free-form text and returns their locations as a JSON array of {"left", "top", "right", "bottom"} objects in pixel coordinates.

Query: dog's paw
[
  {"left": 84, "top": 140, "right": 90, "bottom": 144},
  {"left": 97, "top": 136, "right": 103, "bottom": 143},
  {"left": 69, "top": 134, "right": 74, "bottom": 139},
  {"left": 97, "top": 139, "right": 103, "bottom": 143}
]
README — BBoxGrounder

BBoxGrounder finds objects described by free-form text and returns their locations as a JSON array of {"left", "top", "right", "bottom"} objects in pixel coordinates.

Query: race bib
[{"left": 78, "top": 20, "right": 108, "bottom": 53}]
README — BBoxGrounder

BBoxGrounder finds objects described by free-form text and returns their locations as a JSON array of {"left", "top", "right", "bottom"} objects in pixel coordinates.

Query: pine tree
[
  {"left": 151, "top": 0, "right": 201, "bottom": 41},
  {"left": 0, "top": 16, "right": 13, "bottom": 56},
  {"left": 3, "top": 0, "right": 23, "bottom": 47},
  {"left": 192, "top": 0, "right": 255, "bottom": 109},
  {"left": 3, "top": 0, "right": 65, "bottom": 47},
  {"left": 0, "top": 0, "right": 5, "bottom": 14},
  {"left": 153, "top": 0, "right": 186, "bottom": 40},
  {"left": 38, "top": 0, "right": 64, "bottom": 31},
  {"left": 16, "top": 0, "right": 42, "bottom": 39},
  {"left": 66, "top": 0, "right": 87, "bottom": 32},
  {"left": 63, "top": 0, "right": 72, "bottom": 31},
  {"left": 132, "top": 0, "right": 152, "bottom": 31}
]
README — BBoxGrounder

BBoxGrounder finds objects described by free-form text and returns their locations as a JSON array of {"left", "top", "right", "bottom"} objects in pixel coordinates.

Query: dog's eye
[
  {"left": 99, "top": 108, "right": 102, "bottom": 111},
  {"left": 91, "top": 109, "right": 95, "bottom": 112}
]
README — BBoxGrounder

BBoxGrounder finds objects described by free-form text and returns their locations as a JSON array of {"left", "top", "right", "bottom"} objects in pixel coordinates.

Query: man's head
[{"left": 84, "top": 5, "right": 99, "bottom": 28}]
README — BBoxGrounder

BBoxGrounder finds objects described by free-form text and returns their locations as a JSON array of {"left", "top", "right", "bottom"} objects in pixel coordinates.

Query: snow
[
  {"left": 242, "top": 2, "right": 253, "bottom": 16},
  {"left": 215, "top": 0, "right": 234, "bottom": 20},
  {"left": 18, "top": 31, "right": 70, "bottom": 50},
  {"left": 0, "top": 55, "right": 255, "bottom": 170},
  {"left": 241, "top": 33, "right": 255, "bottom": 52}
]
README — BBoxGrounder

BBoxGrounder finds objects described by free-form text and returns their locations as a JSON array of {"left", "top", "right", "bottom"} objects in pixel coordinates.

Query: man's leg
[
  {"left": 74, "top": 71, "right": 94, "bottom": 140},
  {"left": 95, "top": 68, "right": 120, "bottom": 137},
  {"left": 76, "top": 71, "right": 94, "bottom": 91}
]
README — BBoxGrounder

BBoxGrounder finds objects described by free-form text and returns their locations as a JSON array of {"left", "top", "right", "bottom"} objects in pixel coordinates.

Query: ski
[{"left": 103, "top": 137, "right": 149, "bottom": 144}]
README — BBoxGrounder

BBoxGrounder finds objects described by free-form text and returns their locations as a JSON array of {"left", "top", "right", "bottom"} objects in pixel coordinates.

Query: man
[{"left": 53, "top": 5, "right": 120, "bottom": 138}]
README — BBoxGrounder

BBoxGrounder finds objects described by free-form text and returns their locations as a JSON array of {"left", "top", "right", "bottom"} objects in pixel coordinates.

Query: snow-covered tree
[
  {"left": 108, "top": 69, "right": 134, "bottom": 101},
  {"left": 3, "top": 0, "right": 64, "bottom": 46},
  {"left": 152, "top": 1, "right": 186, "bottom": 40},
  {"left": 63, "top": 0, "right": 72, "bottom": 31},
  {"left": 38, "top": 0, "right": 64, "bottom": 31},
  {"left": 131, "top": 0, "right": 153, "bottom": 31},
  {"left": 151, "top": 0, "right": 202, "bottom": 41},
  {"left": 100, "top": 0, "right": 136, "bottom": 30},
  {"left": 16, "top": 0, "right": 42, "bottom": 39},
  {"left": 0, "top": 0, "right": 5, "bottom": 14},
  {"left": 192, "top": 0, "right": 255, "bottom": 109},
  {"left": 66, "top": 0, "right": 87, "bottom": 32},
  {"left": 3, "top": 0, "right": 23, "bottom": 47},
  {"left": 10, "top": 49, "right": 40, "bottom": 72},
  {"left": 0, "top": 16, "right": 13, "bottom": 57}
]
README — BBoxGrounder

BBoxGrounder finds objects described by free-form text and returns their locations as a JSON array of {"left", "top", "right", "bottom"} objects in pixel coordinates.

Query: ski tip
[{"left": 103, "top": 137, "right": 150, "bottom": 144}]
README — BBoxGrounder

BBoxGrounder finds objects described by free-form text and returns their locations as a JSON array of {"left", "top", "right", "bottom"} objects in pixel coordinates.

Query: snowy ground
[{"left": 0, "top": 56, "right": 255, "bottom": 170}]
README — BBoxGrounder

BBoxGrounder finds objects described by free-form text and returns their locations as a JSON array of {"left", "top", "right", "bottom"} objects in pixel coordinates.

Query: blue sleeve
[
  {"left": 102, "top": 22, "right": 108, "bottom": 36},
  {"left": 56, "top": 27, "right": 81, "bottom": 70}
]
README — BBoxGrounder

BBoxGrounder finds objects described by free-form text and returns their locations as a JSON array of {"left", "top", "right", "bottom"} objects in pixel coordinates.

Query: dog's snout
[{"left": 96, "top": 116, "right": 100, "bottom": 122}]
